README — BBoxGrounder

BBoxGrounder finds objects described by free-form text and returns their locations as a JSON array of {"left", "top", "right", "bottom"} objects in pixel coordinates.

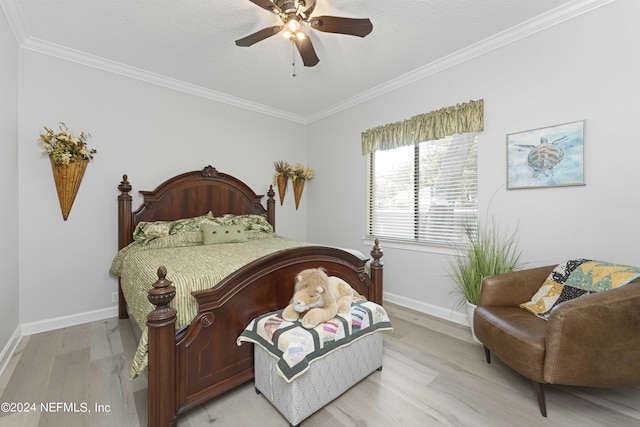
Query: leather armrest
[
  {"left": 477, "top": 265, "right": 555, "bottom": 307},
  {"left": 544, "top": 279, "right": 640, "bottom": 386}
]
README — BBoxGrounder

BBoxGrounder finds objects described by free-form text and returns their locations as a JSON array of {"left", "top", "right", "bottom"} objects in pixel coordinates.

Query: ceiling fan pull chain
[{"left": 291, "top": 40, "right": 297, "bottom": 77}]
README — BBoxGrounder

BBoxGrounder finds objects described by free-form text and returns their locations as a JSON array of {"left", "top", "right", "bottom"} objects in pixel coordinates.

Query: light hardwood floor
[{"left": 1, "top": 303, "right": 638, "bottom": 426}]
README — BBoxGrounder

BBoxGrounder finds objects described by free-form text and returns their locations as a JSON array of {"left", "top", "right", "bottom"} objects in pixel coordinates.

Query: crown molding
[
  {"left": 19, "top": 37, "right": 308, "bottom": 124},
  {"left": 306, "top": 0, "right": 616, "bottom": 123},
  {"left": 3, "top": 0, "right": 615, "bottom": 125},
  {"left": 1, "top": 0, "right": 307, "bottom": 124}
]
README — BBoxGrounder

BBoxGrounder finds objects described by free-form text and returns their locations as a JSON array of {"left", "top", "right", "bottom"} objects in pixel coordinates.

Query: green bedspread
[
  {"left": 110, "top": 235, "right": 369, "bottom": 379},
  {"left": 111, "top": 236, "right": 314, "bottom": 378}
]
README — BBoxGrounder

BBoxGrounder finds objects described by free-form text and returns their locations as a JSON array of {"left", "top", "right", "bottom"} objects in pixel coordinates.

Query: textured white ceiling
[{"left": 5, "top": 0, "right": 607, "bottom": 122}]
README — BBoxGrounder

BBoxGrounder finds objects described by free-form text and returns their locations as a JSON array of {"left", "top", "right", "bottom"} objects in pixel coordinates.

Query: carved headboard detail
[{"left": 117, "top": 165, "right": 275, "bottom": 250}]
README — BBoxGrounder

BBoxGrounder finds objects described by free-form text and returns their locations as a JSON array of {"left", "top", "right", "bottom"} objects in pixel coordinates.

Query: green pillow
[
  {"left": 140, "top": 231, "right": 204, "bottom": 249},
  {"left": 132, "top": 212, "right": 215, "bottom": 244},
  {"left": 201, "top": 223, "right": 248, "bottom": 245},
  {"left": 213, "top": 214, "right": 274, "bottom": 233}
]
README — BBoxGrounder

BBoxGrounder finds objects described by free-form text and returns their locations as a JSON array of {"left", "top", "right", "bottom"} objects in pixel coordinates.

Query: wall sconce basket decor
[
  {"left": 273, "top": 161, "right": 313, "bottom": 209},
  {"left": 38, "top": 122, "right": 96, "bottom": 221},
  {"left": 273, "top": 160, "right": 292, "bottom": 206},
  {"left": 275, "top": 174, "right": 288, "bottom": 205},
  {"left": 50, "top": 157, "right": 89, "bottom": 220},
  {"left": 292, "top": 178, "right": 305, "bottom": 210},
  {"left": 291, "top": 163, "right": 313, "bottom": 210}
]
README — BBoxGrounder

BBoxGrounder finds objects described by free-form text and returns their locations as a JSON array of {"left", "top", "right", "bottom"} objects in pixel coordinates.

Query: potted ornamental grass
[{"left": 447, "top": 218, "right": 522, "bottom": 342}]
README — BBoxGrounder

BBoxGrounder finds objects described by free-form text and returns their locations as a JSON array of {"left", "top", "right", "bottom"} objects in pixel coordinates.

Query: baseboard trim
[
  {"left": 383, "top": 291, "right": 469, "bottom": 326},
  {"left": 0, "top": 325, "right": 22, "bottom": 378},
  {"left": 21, "top": 306, "right": 119, "bottom": 336},
  {"left": 6, "top": 298, "right": 461, "bottom": 375}
]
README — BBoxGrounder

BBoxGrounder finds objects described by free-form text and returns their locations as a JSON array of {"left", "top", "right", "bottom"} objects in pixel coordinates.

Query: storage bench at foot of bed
[{"left": 254, "top": 331, "right": 384, "bottom": 426}]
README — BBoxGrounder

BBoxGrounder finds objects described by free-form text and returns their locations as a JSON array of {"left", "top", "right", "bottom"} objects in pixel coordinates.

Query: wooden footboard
[{"left": 146, "top": 241, "right": 383, "bottom": 427}]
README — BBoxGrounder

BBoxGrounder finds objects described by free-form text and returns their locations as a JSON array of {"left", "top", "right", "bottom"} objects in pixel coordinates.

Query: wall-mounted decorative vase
[
  {"left": 276, "top": 175, "right": 288, "bottom": 206},
  {"left": 50, "top": 157, "right": 88, "bottom": 220},
  {"left": 293, "top": 179, "right": 305, "bottom": 210}
]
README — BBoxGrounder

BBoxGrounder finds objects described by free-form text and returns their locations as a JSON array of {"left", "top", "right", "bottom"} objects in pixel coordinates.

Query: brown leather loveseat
[{"left": 473, "top": 265, "right": 640, "bottom": 417}]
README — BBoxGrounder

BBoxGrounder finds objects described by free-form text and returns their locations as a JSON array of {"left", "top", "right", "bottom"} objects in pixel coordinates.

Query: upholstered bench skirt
[{"left": 254, "top": 331, "right": 384, "bottom": 426}]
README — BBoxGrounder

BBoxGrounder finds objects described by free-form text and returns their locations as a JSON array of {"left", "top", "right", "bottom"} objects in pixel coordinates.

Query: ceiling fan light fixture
[
  {"left": 296, "top": 31, "right": 306, "bottom": 40},
  {"left": 286, "top": 16, "right": 301, "bottom": 32}
]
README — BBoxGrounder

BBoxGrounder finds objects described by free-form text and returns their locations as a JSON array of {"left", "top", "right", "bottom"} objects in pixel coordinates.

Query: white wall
[
  {"left": 0, "top": 6, "right": 20, "bottom": 364},
  {"left": 17, "top": 50, "right": 308, "bottom": 326},
  {"left": 307, "top": 0, "right": 640, "bottom": 318}
]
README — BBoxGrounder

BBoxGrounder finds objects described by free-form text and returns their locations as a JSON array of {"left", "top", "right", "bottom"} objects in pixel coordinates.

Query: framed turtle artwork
[{"left": 507, "top": 120, "right": 585, "bottom": 189}]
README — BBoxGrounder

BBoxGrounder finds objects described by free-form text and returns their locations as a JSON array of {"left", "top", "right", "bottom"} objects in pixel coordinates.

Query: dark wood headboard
[{"left": 117, "top": 165, "right": 275, "bottom": 250}]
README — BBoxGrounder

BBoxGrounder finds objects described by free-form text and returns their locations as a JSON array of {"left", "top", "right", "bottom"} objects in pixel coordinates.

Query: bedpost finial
[
  {"left": 148, "top": 266, "right": 176, "bottom": 312},
  {"left": 118, "top": 174, "right": 132, "bottom": 194},
  {"left": 157, "top": 265, "right": 167, "bottom": 280},
  {"left": 371, "top": 239, "right": 383, "bottom": 267},
  {"left": 267, "top": 185, "right": 275, "bottom": 199}
]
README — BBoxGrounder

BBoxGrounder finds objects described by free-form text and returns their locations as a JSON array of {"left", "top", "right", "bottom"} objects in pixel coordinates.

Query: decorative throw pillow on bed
[
  {"left": 201, "top": 223, "right": 248, "bottom": 244},
  {"left": 213, "top": 213, "right": 274, "bottom": 240},
  {"left": 214, "top": 213, "right": 273, "bottom": 231},
  {"left": 139, "top": 231, "right": 204, "bottom": 249},
  {"left": 132, "top": 212, "right": 215, "bottom": 244}
]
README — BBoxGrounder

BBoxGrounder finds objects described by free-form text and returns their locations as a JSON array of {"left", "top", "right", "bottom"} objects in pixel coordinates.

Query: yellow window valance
[{"left": 361, "top": 99, "right": 484, "bottom": 155}]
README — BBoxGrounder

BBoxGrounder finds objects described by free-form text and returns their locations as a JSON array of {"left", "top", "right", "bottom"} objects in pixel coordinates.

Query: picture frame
[{"left": 507, "top": 120, "right": 585, "bottom": 189}]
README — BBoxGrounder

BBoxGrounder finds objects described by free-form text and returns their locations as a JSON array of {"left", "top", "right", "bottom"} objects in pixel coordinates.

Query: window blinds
[{"left": 366, "top": 132, "right": 478, "bottom": 245}]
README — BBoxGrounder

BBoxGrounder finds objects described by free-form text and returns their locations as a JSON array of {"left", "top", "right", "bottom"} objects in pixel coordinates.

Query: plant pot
[
  {"left": 292, "top": 179, "right": 305, "bottom": 210},
  {"left": 50, "top": 158, "right": 88, "bottom": 220},
  {"left": 466, "top": 300, "right": 482, "bottom": 345}
]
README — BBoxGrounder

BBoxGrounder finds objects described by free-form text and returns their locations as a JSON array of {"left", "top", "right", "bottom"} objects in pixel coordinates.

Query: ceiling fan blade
[
  {"left": 308, "top": 16, "right": 373, "bottom": 37},
  {"left": 248, "top": 0, "right": 282, "bottom": 14},
  {"left": 294, "top": 36, "right": 319, "bottom": 67},
  {"left": 235, "top": 25, "right": 283, "bottom": 47}
]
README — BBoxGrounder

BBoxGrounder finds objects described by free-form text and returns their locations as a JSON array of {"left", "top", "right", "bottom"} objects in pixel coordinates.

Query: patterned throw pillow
[
  {"left": 138, "top": 231, "right": 204, "bottom": 249},
  {"left": 132, "top": 213, "right": 274, "bottom": 244},
  {"left": 213, "top": 214, "right": 274, "bottom": 239},
  {"left": 520, "top": 259, "right": 592, "bottom": 320},
  {"left": 132, "top": 212, "right": 216, "bottom": 244},
  {"left": 520, "top": 259, "right": 640, "bottom": 320},
  {"left": 214, "top": 213, "right": 273, "bottom": 231}
]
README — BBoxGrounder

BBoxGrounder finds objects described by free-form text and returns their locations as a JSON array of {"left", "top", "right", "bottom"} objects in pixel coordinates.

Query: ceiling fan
[{"left": 235, "top": 0, "right": 373, "bottom": 67}]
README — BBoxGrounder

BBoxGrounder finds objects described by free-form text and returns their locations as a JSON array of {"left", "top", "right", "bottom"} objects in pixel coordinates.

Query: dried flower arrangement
[
  {"left": 38, "top": 122, "right": 96, "bottom": 166},
  {"left": 273, "top": 160, "right": 292, "bottom": 179},
  {"left": 291, "top": 163, "right": 314, "bottom": 181}
]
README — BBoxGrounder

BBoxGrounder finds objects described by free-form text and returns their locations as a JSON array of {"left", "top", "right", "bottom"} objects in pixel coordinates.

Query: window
[
  {"left": 361, "top": 99, "right": 484, "bottom": 246},
  {"left": 366, "top": 132, "right": 478, "bottom": 246}
]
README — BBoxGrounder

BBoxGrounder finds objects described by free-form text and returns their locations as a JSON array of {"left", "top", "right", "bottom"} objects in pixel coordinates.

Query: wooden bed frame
[{"left": 116, "top": 165, "right": 384, "bottom": 427}]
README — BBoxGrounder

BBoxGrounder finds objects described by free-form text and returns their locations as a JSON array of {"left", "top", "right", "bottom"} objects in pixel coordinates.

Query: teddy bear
[{"left": 282, "top": 267, "right": 356, "bottom": 329}]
